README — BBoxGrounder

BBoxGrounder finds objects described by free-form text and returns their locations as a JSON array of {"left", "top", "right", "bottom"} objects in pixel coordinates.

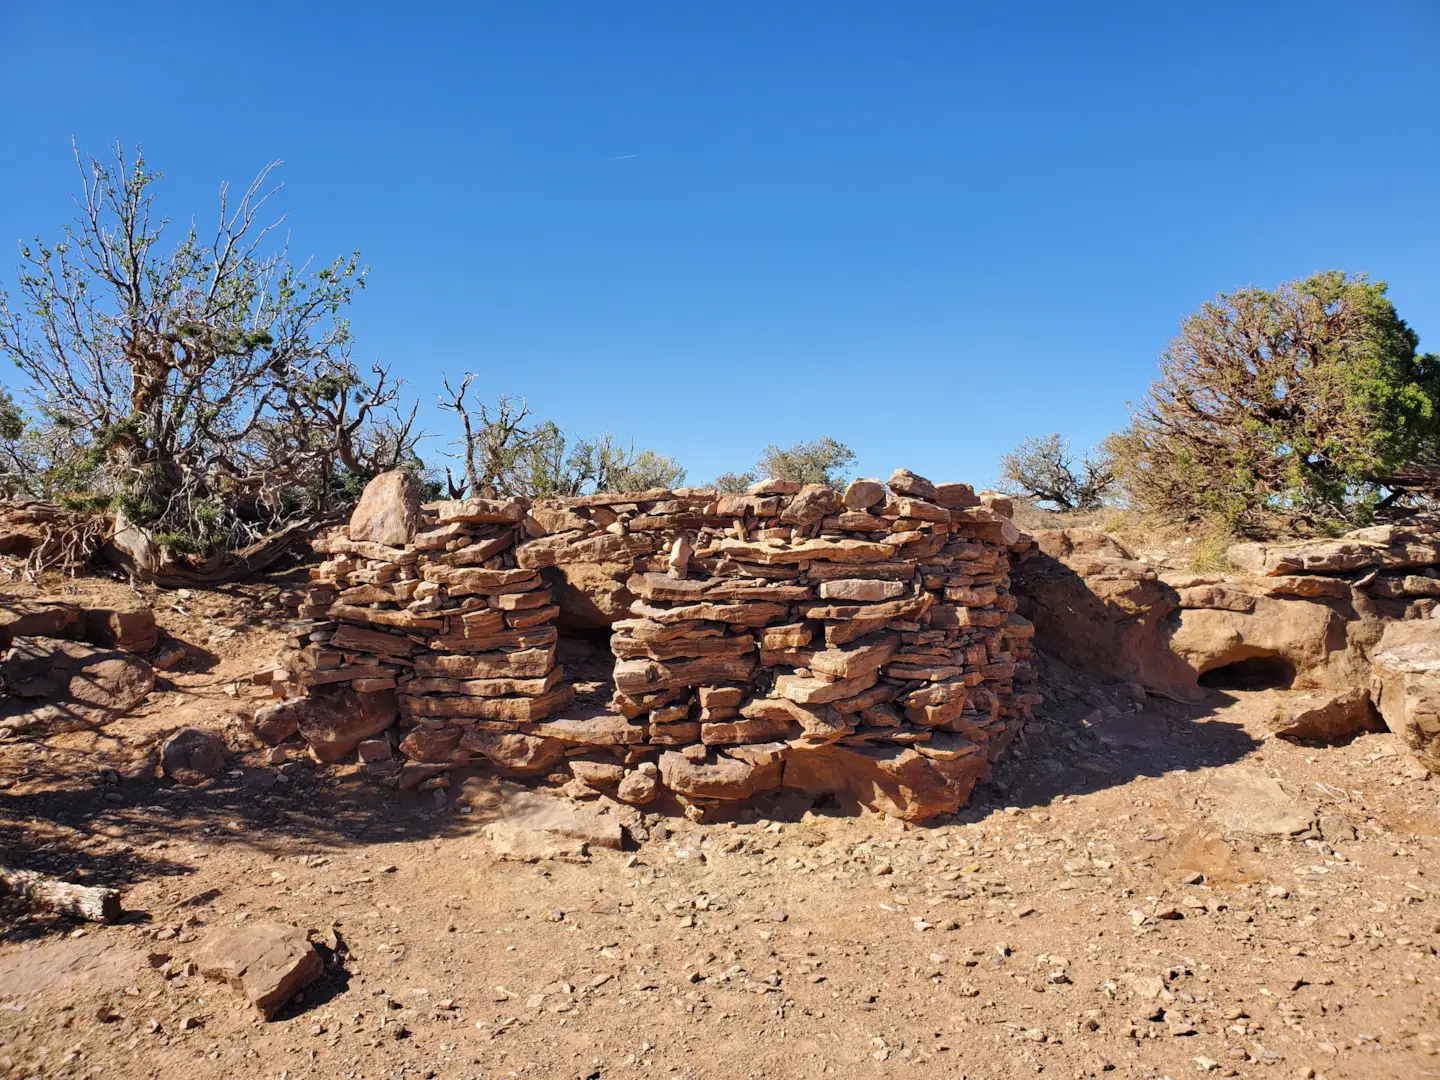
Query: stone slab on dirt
[
  {"left": 0, "top": 636, "right": 154, "bottom": 735},
  {"left": 1267, "top": 686, "right": 1380, "bottom": 741},
  {"left": 191, "top": 922, "right": 323, "bottom": 1018},
  {"left": 1089, "top": 708, "right": 1169, "bottom": 751},
  {"left": 1206, "top": 766, "right": 1313, "bottom": 835},
  {"left": 0, "top": 936, "right": 145, "bottom": 998},
  {"left": 477, "top": 782, "right": 623, "bottom": 861}
]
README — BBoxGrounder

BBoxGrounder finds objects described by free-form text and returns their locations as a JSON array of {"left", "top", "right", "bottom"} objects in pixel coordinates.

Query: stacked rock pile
[
  {"left": 254, "top": 473, "right": 564, "bottom": 778},
  {"left": 256, "top": 468, "right": 1039, "bottom": 819}
]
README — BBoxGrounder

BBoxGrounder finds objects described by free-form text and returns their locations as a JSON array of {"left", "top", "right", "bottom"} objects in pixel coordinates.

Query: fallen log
[{"left": 0, "top": 849, "right": 122, "bottom": 922}]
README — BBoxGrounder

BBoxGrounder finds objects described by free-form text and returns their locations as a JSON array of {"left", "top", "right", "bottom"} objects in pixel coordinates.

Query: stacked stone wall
[{"left": 257, "top": 469, "right": 1039, "bottom": 819}]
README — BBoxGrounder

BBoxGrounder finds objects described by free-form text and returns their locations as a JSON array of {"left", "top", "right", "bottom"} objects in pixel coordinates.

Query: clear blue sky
[{"left": 2, "top": 2, "right": 1437, "bottom": 488}]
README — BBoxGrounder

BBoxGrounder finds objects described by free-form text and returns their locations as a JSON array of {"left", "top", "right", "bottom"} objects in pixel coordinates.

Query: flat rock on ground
[
  {"left": 0, "top": 636, "right": 154, "bottom": 735},
  {"left": 0, "top": 937, "right": 145, "bottom": 998},
  {"left": 191, "top": 922, "right": 323, "bottom": 1018},
  {"left": 1089, "top": 708, "right": 1170, "bottom": 751},
  {"left": 1206, "top": 765, "right": 1314, "bottom": 835},
  {"left": 477, "top": 781, "right": 624, "bottom": 860}
]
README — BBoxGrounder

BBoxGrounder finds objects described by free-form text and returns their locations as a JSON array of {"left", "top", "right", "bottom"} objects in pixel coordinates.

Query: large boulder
[
  {"left": 1012, "top": 530, "right": 1203, "bottom": 701},
  {"left": 1169, "top": 594, "right": 1355, "bottom": 688},
  {"left": 1266, "top": 687, "right": 1381, "bottom": 741},
  {"left": 0, "top": 637, "right": 154, "bottom": 735},
  {"left": 1371, "top": 620, "right": 1440, "bottom": 772},
  {"left": 84, "top": 608, "right": 158, "bottom": 653},
  {"left": 347, "top": 470, "right": 421, "bottom": 547},
  {"left": 251, "top": 689, "right": 397, "bottom": 762}
]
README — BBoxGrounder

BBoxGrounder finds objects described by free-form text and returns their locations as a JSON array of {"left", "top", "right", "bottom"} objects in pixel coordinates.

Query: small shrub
[
  {"left": 1186, "top": 533, "right": 1236, "bottom": 574},
  {"left": 998, "top": 434, "right": 1114, "bottom": 510}
]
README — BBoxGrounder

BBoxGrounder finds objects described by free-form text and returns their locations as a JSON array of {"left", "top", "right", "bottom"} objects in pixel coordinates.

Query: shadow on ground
[{"left": 972, "top": 672, "right": 1260, "bottom": 815}]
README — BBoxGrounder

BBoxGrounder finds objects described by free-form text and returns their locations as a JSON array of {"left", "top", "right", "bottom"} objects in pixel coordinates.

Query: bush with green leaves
[
  {"left": 438, "top": 373, "right": 685, "bottom": 498},
  {"left": 0, "top": 143, "right": 422, "bottom": 558},
  {"left": 1106, "top": 271, "right": 1440, "bottom": 535},
  {"left": 713, "top": 437, "right": 856, "bottom": 492},
  {"left": 998, "top": 433, "right": 1113, "bottom": 510}
]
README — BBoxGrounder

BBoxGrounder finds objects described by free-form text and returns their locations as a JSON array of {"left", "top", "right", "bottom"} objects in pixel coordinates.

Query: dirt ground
[{"left": 0, "top": 572, "right": 1437, "bottom": 1080}]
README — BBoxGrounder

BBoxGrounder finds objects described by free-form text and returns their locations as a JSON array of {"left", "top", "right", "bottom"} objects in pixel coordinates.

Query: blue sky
[{"left": 2, "top": 2, "right": 1437, "bottom": 488}]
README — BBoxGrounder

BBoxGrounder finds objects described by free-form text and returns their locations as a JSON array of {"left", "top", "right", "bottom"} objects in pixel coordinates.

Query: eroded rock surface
[
  {"left": 347, "top": 469, "right": 421, "bottom": 547},
  {"left": 1371, "top": 620, "right": 1440, "bottom": 772},
  {"left": 1013, "top": 530, "right": 1202, "bottom": 700},
  {"left": 478, "top": 784, "right": 624, "bottom": 861},
  {"left": 1266, "top": 686, "right": 1380, "bottom": 741}
]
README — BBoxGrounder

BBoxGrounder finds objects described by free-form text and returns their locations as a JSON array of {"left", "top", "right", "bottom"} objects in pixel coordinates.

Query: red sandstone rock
[
  {"left": 886, "top": 469, "right": 937, "bottom": 502},
  {"left": 460, "top": 731, "right": 567, "bottom": 773},
  {"left": 348, "top": 470, "right": 421, "bottom": 547},
  {"left": 399, "top": 726, "right": 461, "bottom": 762},
  {"left": 0, "top": 637, "right": 154, "bottom": 735},
  {"left": 659, "top": 748, "right": 782, "bottom": 800},
  {"left": 783, "top": 741, "right": 987, "bottom": 821},
  {"left": 192, "top": 922, "right": 322, "bottom": 1018},
  {"left": 161, "top": 728, "right": 228, "bottom": 785}
]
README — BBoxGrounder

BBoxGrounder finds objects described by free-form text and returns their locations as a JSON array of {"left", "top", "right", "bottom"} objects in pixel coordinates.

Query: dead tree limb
[{"left": 0, "top": 848, "right": 122, "bottom": 923}]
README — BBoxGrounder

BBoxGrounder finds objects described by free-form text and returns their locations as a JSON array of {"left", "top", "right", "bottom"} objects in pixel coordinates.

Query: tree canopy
[
  {"left": 1105, "top": 271, "right": 1440, "bottom": 534},
  {"left": 0, "top": 143, "right": 420, "bottom": 555},
  {"left": 713, "top": 437, "right": 856, "bottom": 492},
  {"left": 438, "top": 372, "right": 685, "bottom": 498},
  {"left": 998, "top": 433, "right": 1114, "bottom": 510}
]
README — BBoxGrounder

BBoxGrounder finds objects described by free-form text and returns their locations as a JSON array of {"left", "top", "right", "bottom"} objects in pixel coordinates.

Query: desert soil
[{"left": 0, "top": 573, "right": 1436, "bottom": 1080}]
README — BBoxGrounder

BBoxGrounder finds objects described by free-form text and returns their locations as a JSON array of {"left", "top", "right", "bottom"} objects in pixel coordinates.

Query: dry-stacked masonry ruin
[{"left": 254, "top": 469, "right": 1040, "bottom": 820}]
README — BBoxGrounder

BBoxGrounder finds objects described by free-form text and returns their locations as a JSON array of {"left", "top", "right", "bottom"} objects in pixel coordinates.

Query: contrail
[{"left": 608, "top": 154, "right": 639, "bottom": 160}]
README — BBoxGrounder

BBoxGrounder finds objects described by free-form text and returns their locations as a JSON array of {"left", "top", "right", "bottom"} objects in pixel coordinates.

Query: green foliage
[
  {"left": 756, "top": 437, "right": 855, "bottom": 490},
  {"left": 711, "top": 470, "right": 758, "bottom": 494},
  {"left": 0, "top": 388, "right": 24, "bottom": 443},
  {"left": 712, "top": 437, "right": 855, "bottom": 492},
  {"left": 1186, "top": 532, "right": 1237, "bottom": 574},
  {"left": 1107, "top": 271, "right": 1440, "bottom": 535},
  {"left": 0, "top": 144, "right": 421, "bottom": 560},
  {"left": 440, "top": 373, "right": 685, "bottom": 499},
  {"left": 610, "top": 448, "right": 687, "bottom": 492},
  {"left": 998, "top": 433, "right": 1114, "bottom": 510}
]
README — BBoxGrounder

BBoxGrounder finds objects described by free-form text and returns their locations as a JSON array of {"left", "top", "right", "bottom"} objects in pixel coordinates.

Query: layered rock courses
[{"left": 256, "top": 470, "right": 1039, "bottom": 820}]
